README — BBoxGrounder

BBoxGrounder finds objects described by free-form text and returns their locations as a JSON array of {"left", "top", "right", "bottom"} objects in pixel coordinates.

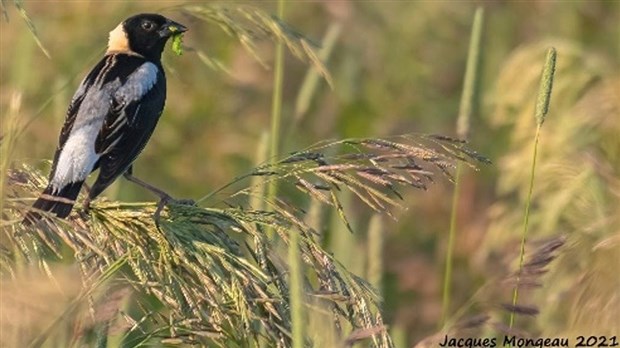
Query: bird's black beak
[{"left": 159, "top": 19, "right": 188, "bottom": 38}]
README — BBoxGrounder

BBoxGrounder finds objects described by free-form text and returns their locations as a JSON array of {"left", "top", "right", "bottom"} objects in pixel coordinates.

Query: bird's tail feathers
[{"left": 23, "top": 181, "right": 84, "bottom": 225}]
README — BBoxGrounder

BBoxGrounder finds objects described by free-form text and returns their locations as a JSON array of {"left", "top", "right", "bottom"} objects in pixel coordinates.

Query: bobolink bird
[{"left": 23, "top": 13, "right": 187, "bottom": 224}]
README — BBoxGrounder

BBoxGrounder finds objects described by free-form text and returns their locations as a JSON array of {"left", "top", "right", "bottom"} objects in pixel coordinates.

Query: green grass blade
[
  {"left": 13, "top": 0, "right": 51, "bottom": 59},
  {"left": 294, "top": 23, "right": 341, "bottom": 122}
]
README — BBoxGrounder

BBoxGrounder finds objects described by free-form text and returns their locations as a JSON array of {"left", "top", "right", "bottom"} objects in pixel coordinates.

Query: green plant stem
[
  {"left": 289, "top": 221, "right": 304, "bottom": 348},
  {"left": 250, "top": 131, "right": 270, "bottom": 211},
  {"left": 266, "top": 1, "right": 304, "bottom": 346},
  {"left": 509, "top": 124, "right": 541, "bottom": 329},
  {"left": 293, "top": 23, "right": 341, "bottom": 123},
  {"left": 1, "top": 93, "right": 21, "bottom": 249},
  {"left": 269, "top": 44, "right": 284, "bottom": 164},
  {"left": 441, "top": 163, "right": 463, "bottom": 326},
  {"left": 266, "top": 1, "right": 286, "bottom": 239},
  {"left": 457, "top": 7, "right": 484, "bottom": 140},
  {"left": 509, "top": 47, "right": 556, "bottom": 329},
  {"left": 441, "top": 7, "right": 484, "bottom": 327},
  {"left": 367, "top": 214, "right": 384, "bottom": 296}
]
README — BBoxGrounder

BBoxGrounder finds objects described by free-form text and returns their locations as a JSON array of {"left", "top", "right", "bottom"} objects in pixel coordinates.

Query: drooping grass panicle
[
  {"left": 173, "top": 4, "right": 333, "bottom": 87},
  {"left": 2, "top": 129, "right": 486, "bottom": 346},
  {"left": 235, "top": 134, "right": 489, "bottom": 221},
  {"left": 3, "top": 162, "right": 396, "bottom": 346},
  {"left": 415, "top": 234, "right": 566, "bottom": 347}
]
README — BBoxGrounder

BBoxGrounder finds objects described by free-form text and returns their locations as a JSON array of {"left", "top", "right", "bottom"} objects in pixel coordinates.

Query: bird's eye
[{"left": 141, "top": 21, "right": 154, "bottom": 31}]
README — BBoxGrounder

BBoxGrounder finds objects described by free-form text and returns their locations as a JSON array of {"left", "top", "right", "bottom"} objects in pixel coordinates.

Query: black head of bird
[{"left": 108, "top": 13, "right": 187, "bottom": 60}]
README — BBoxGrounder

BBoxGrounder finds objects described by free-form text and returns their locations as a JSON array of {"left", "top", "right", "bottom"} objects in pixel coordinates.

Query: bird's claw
[
  {"left": 153, "top": 196, "right": 196, "bottom": 228},
  {"left": 174, "top": 198, "right": 196, "bottom": 206},
  {"left": 79, "top": 197, "right": 92, "bottom": 220},
  {"left": 153, "top": 195, "right": 172, "bottom": 228},
  {"left": 78, "top": 209, "right": 90, "bottom": 221}
]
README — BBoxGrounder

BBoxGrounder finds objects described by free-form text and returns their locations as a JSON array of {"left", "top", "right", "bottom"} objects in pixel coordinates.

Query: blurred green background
[{"left": 2, "top": 1, "right": 618, "bottom": 345}]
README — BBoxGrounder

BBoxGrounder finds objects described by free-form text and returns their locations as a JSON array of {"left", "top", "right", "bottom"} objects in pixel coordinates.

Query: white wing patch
[
  {"left": 115, "top": 62, "right": 159, "bottom": 104},
  {"left": 50, "top": 125, "right": 101, "bottom": 192},
  {"left": 50, "top": 62, "right": 159, "bottom": 191}
]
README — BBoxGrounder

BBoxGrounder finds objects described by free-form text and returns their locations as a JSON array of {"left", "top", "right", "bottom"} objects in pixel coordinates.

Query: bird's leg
[
  {"left": 77, "top": 183, "right": 92, "bottom": 218},
  {"left": 123, "top": 169, "right": 195, "bottom": 225},
  {"left": 123, "top": 172, "right": 174, "bottom": 201},
  {"left": 82, "top": 182, "right": 92, "bottom": 195},
  {"left": 79, "top": 195, "right": 92, "bottom": 222},
  {"left": 123, "top": 171, "right": 172, "bottom": 224},
  {"left": 83, "top": 195, "right": 92, "bottom": 212}
]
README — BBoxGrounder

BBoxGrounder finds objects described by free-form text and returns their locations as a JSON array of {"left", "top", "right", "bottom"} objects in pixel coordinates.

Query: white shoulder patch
[{"left": 115, "top": 62, "right": 159, "bottom": 103}]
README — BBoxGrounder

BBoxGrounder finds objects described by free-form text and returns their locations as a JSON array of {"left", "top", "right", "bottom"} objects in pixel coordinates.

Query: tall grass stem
[
  {"left": 289, "top": 217, "right": 304, "bottom": 348},
  {"left": 367, "top": 214, "right": 384, "bottom": 296},
  {"left": 508, "top": 47, "right": 557, "bottom": 329},
  {"left": 441, "top": 7, "right": 484, "bottom": 327},
  {"left": 266, "top": 1, "right": 305, "bottom": 346},
  {"left": 456, "top": 7, "right": 484, "bottom": 140},
  {"left": 250, "top": 131, "right": 270, "bottom": 211},
  {"left": 442, "top": 164, "right": 463, "bottom": 326},
  {"left": 266, "top": 1, "right": 286, "bottom": 238}
]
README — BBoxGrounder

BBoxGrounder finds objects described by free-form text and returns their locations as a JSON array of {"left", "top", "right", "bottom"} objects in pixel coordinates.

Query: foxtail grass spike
[
  {"left": 180, "top": 4, "right": 332, "bottom": 84},
  {"left": 534, "top": 48, "right": 557, "bottom": 125},
  {"left": 509, "top": 47, "right": 558, "bottom": 330}
]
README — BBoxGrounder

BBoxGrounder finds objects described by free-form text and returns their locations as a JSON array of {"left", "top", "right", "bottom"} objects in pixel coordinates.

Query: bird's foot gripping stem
[
  {"left": 123, "top": 172, "right": 195, "bottom": 226},
  {"left": 154, "top": 196, "right": 196, "bottom": 226}
]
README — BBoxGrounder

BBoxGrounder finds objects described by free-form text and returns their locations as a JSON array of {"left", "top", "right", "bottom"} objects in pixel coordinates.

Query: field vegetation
[{"left": 1, "top": 1, "right": 618, "bottom": 347}]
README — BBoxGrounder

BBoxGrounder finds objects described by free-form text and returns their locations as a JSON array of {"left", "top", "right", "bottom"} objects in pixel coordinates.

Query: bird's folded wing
[
  {"left": 48, "top": 58, "right": 108, "bottom": 179},
  {"left": 93, "top": 61, "right": 166, "bottom": 184}
]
